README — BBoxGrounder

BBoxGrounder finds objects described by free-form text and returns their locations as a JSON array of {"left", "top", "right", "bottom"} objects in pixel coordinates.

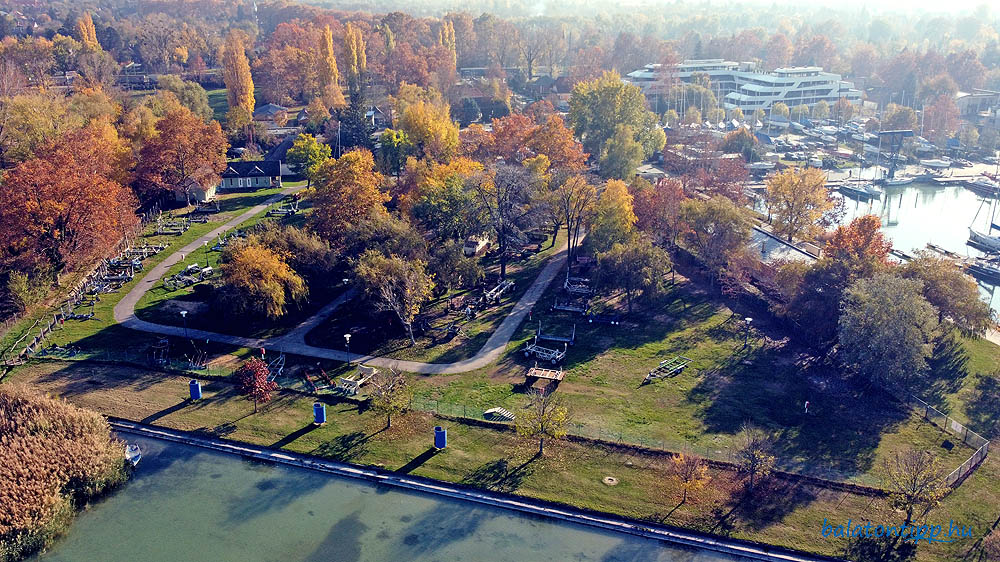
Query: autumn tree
[
  {"left": 719, "top": 128, "right": 756, "bottom": 161},
  {"left": 222, "top": 31, "right": 254, "bottom": 118},
  {"left": 234, "top": 357, "right": 277, "bottom": 413},
  {"left": 595, "top": 239, "right": 671, "bottom": 313},
  {"left": 766, "top": 168, "right": 835, "bottom": 242},
  {"left": 589, "top": 179, "right": 637, "bottom": 253},
  {"left": 631, "top": 177, "right": 687, "bottom": 247},
  {"left": 736, "top": 422, "right": 776, "bottom": 491},
  {"left": 778, "top": 215, "right": 893, "bottom": 346},
  {"left": 368, "top": 368, "right": 411, "bottom": 428},
  {"left": 682, "top": 107, "right": 702, "bottom": 126},
  {"left": 216, "top": 243, "right": 308, "bottom": 321},
  {"left": 355, "top": 250, "right": 435, "bottom": 345},
  {"left": 770, "top": 102, "right": 790, "bottom": 119},
  {"left": 881, "top": 449, "right": 948, "bottom": 526},
  {"left": 344, "top": 23, "right": 367, "bottom": 100},
  {"left": 310, "top": 149, "right": 389, "bottom": 248},
  {"left": 883, "top": 103, "right": 917, "bottom": 131},
  {"left": 515, "top": 390, "right": 569, "bottom": 456},
  {"left": 923, "top": 94, "right": 960, "bottom": 144},
  {"left": 789, "top": 104, "right": 809, "bottom": 122},
  {"left": 473, "top": 165, "right": 541, "bottom": 279},
  {"left": 75, "top": 13, "right": 99, "bottom": 50},
  {"left": 318, "top": 25, "right": 346, "bottom": 109},
  {"left": 569, "top": 71, "right": 665, "bottom": 160},
  {"left": 901, "top": 252, "right": 992, "bottom": 335},
  {"left": 832, "top": 98, "right": 854, "bottom": 124},
  {"left": 811, "top": 100, "right": 830, "bottom": 120},
  {"left": 599, "top": 124, "right": 645, "bottom": 180},
  {"left": 157, "top": 75, "right": 212, "bottom": 121},
  {"left": 554, "top": 175, "right": 597, "bottom": 259},
  {"left": 839, "top": 273, "right": 936, "bottom": 388},
  {"left": 286, "top": 133, "right": 331, "bottom": 186},
  {"left": 395, "top": 87, "right": 459, "bottom": 163},
  {"left": 670, "top": 451, "right": 710, "bottom": 505},
  {"left": 0, "top": 124, "right": 137, "bottom": 274},
  {"left": 134, "top": 107, "right": 227, "bottom": 203},
  {"left": 679, "top": 196, "right": 752, "bottom": 275}
]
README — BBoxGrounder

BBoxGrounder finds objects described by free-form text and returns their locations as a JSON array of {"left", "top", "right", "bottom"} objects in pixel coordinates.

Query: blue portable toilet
[
  {"left": 434, "top": 426, "right": 447, "bottom": 449},
  {"left": 189, "top": 379, "right": 202, "bottom": 400},
  {"left": 313, "top": 402, "right": 326, "bottom": 425}
]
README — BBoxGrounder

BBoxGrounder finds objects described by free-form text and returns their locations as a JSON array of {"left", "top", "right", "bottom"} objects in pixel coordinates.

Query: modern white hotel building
[{"left": 625, "top": 59, "right": 862, "bottom": 114}]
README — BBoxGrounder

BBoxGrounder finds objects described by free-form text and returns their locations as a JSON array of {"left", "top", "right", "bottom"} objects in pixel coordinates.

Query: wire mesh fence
[
  {"left": 407, "top": 395, "right": 884, "bottom": 486},
  {"left": 909, "top": 395, "right": 990, "bottom": 486}
]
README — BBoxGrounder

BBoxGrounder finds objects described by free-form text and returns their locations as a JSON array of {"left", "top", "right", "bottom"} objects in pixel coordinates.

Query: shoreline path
[{"left": 115, "top": 186, "right": 569, "bottom": 374}]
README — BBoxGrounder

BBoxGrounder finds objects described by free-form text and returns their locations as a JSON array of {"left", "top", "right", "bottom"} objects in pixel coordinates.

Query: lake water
[
  {"left": 832, "top": 164, "right": 1000, "bottom": 310},
  {"left": 36, "top": 435, "right": 747, "bottom": 562}
]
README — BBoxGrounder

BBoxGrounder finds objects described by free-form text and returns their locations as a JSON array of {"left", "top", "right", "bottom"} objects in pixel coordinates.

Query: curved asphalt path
[{"left": 114, "top": 188, "right": 570, "bottom": 374}]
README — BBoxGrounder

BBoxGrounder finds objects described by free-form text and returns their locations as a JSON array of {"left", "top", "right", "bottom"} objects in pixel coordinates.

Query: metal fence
[
  {"left": 407, "top": 395, "right": 883, "bottom": 486},
  {"left": 909, "top": 395, "right": 990, "bottom": 486}
]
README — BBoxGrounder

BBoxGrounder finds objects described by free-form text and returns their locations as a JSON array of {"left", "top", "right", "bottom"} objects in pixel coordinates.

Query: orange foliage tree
[
  {"left": 234, "top": 357, "right": 278, "bottom": 413},
  {"left": 133, "top": 107, "right": 227, "bottom": 203},
  {"left": 0, "top": 124, "right": 138, "bottom": 273}
]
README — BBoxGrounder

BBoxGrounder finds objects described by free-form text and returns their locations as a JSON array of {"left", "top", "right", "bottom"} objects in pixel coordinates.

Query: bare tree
[
  {"left": 515, "top": 390, "right": 568, "bottom": 456},
  {"left": 736, "top": 422, "right": 776, "bottom": 491},
  {"left": 516, "top": 21, "right": 549, "bottom": 80},
  {"left": 472, "top": 166, "right": 541, "bottom": 279},
  {"left": 881, "top": 449, "right": 948, "bottom": 526},
  {"left": 369, "top": 368, "right": 410, "bottom": 428}
]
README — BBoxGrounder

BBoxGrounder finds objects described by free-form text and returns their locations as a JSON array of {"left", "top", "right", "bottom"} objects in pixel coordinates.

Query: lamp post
[
  {"left": 344, "top": 333, "right": 352, "bottom": 365},
  {"left": 743, "top": 317, "right": 753, "bottom": 348},
  {"left": 180, "top": 310, "right": 189, "bottom": 339}
]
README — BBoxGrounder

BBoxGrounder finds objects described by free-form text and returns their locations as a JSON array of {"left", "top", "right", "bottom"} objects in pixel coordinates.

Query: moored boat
[
  {"left": 968, "top": 228, "right": 1000, "bottom": 252},
  {"left": 920, "top": 158, "right": 951, "bottom": 169},
  {"left": 126, "top": 444, "right": 142, "bottom": 467}
]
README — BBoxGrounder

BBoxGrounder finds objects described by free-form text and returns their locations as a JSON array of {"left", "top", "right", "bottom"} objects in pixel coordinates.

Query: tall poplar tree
[
  {"left": 318, "top": 26, "right": 346, "bottom": 109},
  {"left": 222, "top": 31, "right": 255, "bottom": 118}
]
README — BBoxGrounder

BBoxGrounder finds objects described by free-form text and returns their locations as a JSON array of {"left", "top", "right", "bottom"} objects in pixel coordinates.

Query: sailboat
[{"left": 968, "top": 194, "right": 1000, "bottom": 251}]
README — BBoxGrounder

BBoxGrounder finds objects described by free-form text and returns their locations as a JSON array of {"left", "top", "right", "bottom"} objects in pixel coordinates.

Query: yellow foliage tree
[
  {"left": 589, "top": 179, "right": 637, "bottom": 253},
  {"left": 765, "top": 167, "right": 834, "bottom": 242},
  {"left": 310, "top": 149, "right": 388, "bottom": 247},
  {"left": 75, "top": 13, "right": 99, "bottom": 50},
  {"left": 222, "top": 31, "right": 254, "bottom": 117},
  {"left": 318, "top": 25, "right": 346, "bottom": 109},
  {"left": 344, "top": 23, "right": 367, "bottom": 95},
  {"left": 217, "top": 243, "right": 307, "bottom": 320},
  {"left": 398, "top": 99, "right": 459, "bottom": 163},
  {"left": 670, "top": 452, "right": 711, "bottom": 504},
  {"left": 515, "top": 390, "right": 569, "bottom": 456}
]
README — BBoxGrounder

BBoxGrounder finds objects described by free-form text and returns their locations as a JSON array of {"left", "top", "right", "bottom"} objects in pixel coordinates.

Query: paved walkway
[{"left": 114, "top": 190, "right": 571, "bottom": 374}]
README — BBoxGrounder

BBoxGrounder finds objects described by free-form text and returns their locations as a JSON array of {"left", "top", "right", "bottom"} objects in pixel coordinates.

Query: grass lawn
[
  {"left": 0, "top": 360, "right": 887, "bottom": 560},
  {"left": 206, "top": 88, "right": 228, "bottom": 121},
  {"left": 406, "top": 268, "right": 969, "bottom": 485},
  {"left": 131, "top": 193, "right": 342, "bottom": 340},
  {"left": 7, "top": 358, "right": 998, "bottom": 561},
  {"left": 2, "top": 187, "right": 298, "bottom": 360},
  {"left": 304, "top": 230, "right": 566, "bottom": 363}
]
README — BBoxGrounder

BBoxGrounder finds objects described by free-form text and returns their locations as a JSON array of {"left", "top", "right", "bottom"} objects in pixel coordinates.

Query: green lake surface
[{"left": 37, "top": 435, "right": 747, "bottom": 562}]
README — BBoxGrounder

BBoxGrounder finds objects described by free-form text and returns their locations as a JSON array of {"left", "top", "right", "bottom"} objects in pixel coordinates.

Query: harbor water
[{"left": 36, "top": 435, "right": 747, "bottom": 562}]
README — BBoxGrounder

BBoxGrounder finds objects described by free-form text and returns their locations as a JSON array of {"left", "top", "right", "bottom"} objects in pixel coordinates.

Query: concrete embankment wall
[{"left": 110, "top": 418, "right": 846, "bottom": 562}]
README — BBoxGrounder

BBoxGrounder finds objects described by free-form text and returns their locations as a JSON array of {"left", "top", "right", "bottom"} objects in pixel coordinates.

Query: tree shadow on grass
[
  {"left": 915, "top": 330, "right": 971, "bottom": 411},
  {"left": 730, "top": 477, "right": 819, "bottom": 532},
  {"left": 689, "top": 347, "right": 913, "bottom": 479},
  {"left": 459, "top": 456, "right": 536, "bottom": 493},
  {"left": 311, "top": 430, "right": 378, "bottom": 463},
  {"left": 964, "top": 373, "right": 1000, "bottom": 440}
]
